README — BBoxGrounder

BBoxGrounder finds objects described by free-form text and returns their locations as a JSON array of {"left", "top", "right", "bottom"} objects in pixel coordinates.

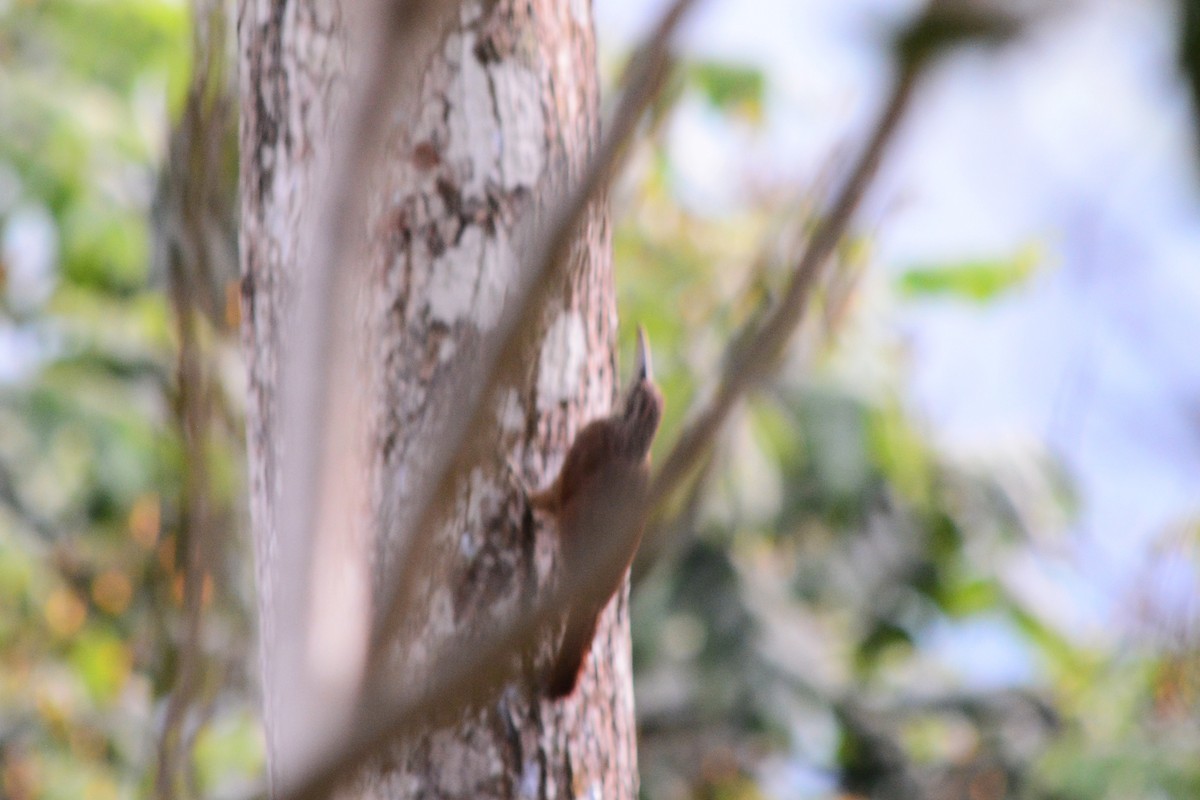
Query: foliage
[
  {"left": 687, "top": 61, "right": 766, "bottom": 122},
  {"left": 897, "top": 244, "right": 1042, "bottom": 303},
  {"left": 0, "top": 2, "right": 255, "bottom": 798}
]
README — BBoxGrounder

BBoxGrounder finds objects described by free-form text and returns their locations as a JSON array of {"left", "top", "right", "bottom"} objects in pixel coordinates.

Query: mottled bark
[{"left": 238, "top": 0, "right": 637, "bottom": 797}]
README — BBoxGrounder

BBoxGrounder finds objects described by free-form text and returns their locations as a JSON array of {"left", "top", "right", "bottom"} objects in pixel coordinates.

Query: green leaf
[
  {"left": 897, "top": 243, "right": 1042, "bottom": 302},
  {"left": 687, "top": 61, "right": 765, "bottom": 122},
  {"left": 866, "top": 400, "right": 931, "bottom": 507},
  {"left": 856, "top": 619, "right": 914, "bottom": 671},
  {"left": 69, "top": 628, "right": 131, "bottom": 703},
  {"left": 193, "top": 712, "right": 265, "bottom": 795},
  {"left": 938, "top": 576, "right": 999, "bottom": 618}
]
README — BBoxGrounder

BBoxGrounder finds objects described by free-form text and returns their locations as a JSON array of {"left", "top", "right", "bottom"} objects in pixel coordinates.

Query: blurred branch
[
  {"left": 0, "top": 458, "right": 57, "bottom": 541},
  {"left": 632, "top": 444, "right": 714, "bottom": 586},
  {"left": 275, "top": 467, "right": 654, "bottom": 800},
  {"left": 885, "top": 688, "right": 1061, "bottom": 731},
  {"left": 265, "top": 0, "right": 458, "bottom": 759},
  {"left": 643, "top": 60, "right": 920, "bottom": 543},
  {"left": 153, "top": 1, "right": 236, "bottom": 795},
  {"left": 639, "top": 0, "right": 1026, "bottom": 572},
  {"left": 364, "top": 0, "right": 703, "bottom": 681}
]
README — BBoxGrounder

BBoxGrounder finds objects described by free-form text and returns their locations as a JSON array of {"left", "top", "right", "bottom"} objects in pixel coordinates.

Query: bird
[{"left": 527, "top": 326, "right": 664, "bottom": 699}]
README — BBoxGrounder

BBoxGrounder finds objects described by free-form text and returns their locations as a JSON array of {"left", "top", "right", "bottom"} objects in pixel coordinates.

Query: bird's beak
[{"left": 635, "top": 325, "right": 653, "bottom": 383}]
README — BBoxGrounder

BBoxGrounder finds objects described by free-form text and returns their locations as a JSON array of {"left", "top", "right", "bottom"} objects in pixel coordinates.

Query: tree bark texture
[{"left": 238, "top": 1, "right": 637, "bottom": 797}]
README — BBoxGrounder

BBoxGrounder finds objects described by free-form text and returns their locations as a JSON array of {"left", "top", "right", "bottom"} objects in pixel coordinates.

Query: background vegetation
[{"left": 0, "top": 1, "right": 1197, "bottom": 798}]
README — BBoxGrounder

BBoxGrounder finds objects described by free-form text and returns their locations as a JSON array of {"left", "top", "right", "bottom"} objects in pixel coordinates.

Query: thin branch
[
  {"left": 645, "top": 65, "right": 921, "bottom": 513},
  {"left": 638, "top": 0, "right": 1028, "bottom": 572},
  {"left": 157, "top": 281, "right": 213, "bottom": 800},
  {"left": 631, "top": 446, "right": 715, "bottom": 586},
  {"left": 155, "top": 4, "right": 233, "bottom": 793},
  {"left": 277, "top": 468, "right": 650, "bottom": 800},
  {"left": 633, "top": 0, "right": 1029, "bottom": 579},
  {"left": 265, "top": 0, "right": 458, "bottom": 757},
  {"left": 363, "top": 0, "right": 703, "bottom": 681},
  {"left": 0, "top": 459, "right": 57, "bottom": 542}
]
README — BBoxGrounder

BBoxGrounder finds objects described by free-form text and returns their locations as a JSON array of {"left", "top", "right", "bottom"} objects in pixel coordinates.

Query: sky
[{"left": 596, "top": 0, "right": 1200, "bottom": 666}]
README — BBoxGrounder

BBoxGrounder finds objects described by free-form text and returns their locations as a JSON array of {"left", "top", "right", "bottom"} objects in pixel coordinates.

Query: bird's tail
[{"left": 544, "top": 605, "right": 602, "bottom": 699}]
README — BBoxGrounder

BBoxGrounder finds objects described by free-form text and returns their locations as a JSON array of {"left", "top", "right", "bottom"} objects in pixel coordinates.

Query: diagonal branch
[
  {"left": 265, "top": 0, "right": 458, "bottom": 754},
  {"left": 363, "top": 0, "right": 704, "bottom": 682},
  {"left": 0, "top": 458, "right": 57, "bottom": 542},
  {"left": 645, "top": 65, "right": 921, "bottom": 514},
  {"left": 277, "top": 466, "right": 652, "bottom": 800},
  {"left": 638, "top": 0, "right": 1027, "bottom": 575}
]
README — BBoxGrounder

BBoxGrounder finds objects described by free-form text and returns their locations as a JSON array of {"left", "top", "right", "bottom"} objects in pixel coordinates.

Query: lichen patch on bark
[
  {"left": 537, "top": 311, "right": 588, "bottom": 411},
  {"left": 496, "top": 387, "right": 527, "bottom": 436},
  {"left": 493, "top": 61, "right": 546, "bottom": 190},
  {"left": 445, "top": 30, "right": 500, "bottom": 197}
]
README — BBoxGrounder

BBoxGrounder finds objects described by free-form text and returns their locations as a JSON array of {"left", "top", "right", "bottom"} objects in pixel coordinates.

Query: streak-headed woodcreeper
[{"left": 528, "top": 326, "right": 664, "bottom": 699}]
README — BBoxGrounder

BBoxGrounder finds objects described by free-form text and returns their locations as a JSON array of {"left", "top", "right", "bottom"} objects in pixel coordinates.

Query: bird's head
[{"left": 619, "top": 326, "right": 664, "bottom": 459}]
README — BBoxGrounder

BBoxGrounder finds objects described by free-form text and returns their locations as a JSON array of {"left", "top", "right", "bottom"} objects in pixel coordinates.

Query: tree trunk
[{"left": 238, "top": 1, "right": 637, "bottom": 797}]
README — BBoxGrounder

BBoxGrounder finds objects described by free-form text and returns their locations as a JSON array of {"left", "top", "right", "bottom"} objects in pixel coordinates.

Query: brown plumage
[{"left": 530, "top": 327, "right": 663, "bottom": 699}]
